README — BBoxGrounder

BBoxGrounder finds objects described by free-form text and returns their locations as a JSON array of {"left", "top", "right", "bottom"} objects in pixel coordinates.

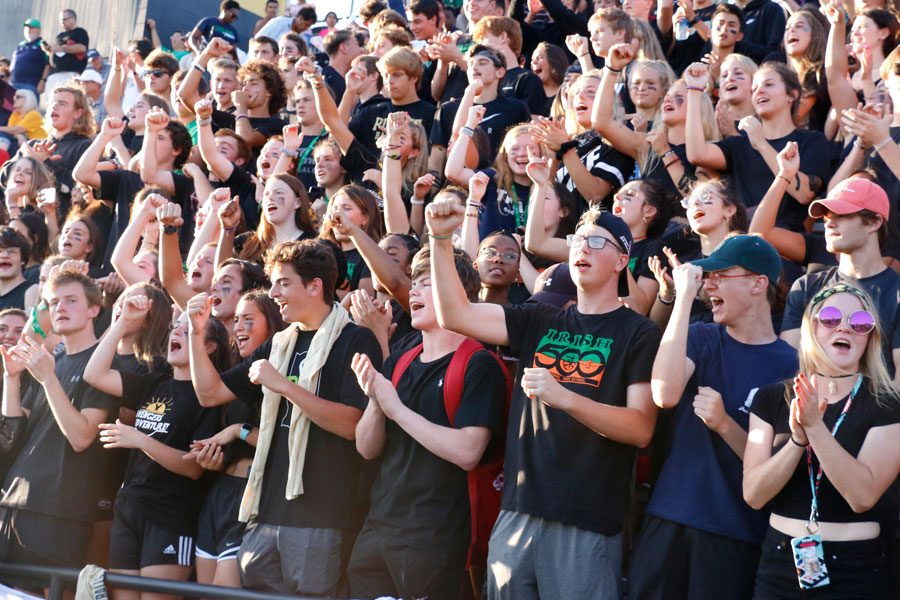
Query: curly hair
[{"left": 238, "top": 60, "right": 287, "bottom": 115}]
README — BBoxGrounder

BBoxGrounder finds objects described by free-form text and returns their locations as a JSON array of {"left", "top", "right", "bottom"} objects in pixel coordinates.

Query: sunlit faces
[
  {"left": 48, "top": 90, "right": 82, "bottom": 132},
  {"left": 280, "top": 59, "right": 299, "bottom": 91},
  {"left": 406, "top": 11, "right": 440, "bottom": 40},
  {"left": 211, "top": 66, "right": 239, "bottom": 106},
  {"left": 279, "top": 36, "right": 301, "bottom": 59},
  {"left": 313, "top": 145, "right": 346, "bottom": 187},
  {"left": 822, "top": 210, "right": 880, "bottom": 254},
  {"left": 126, "top": 98, "right": 152, "bottom": 131},
  {"left": 257, "top": 139, "right": 285, "bottom": 178},
  {"left": 379, "top": 235, "right": 416, "bottom": 273},
  {"left": 154, "top": 128, "right": 180, "bottom": 164},
  {"left": 7, "top": 160, "right": 34, "bottom": 196},
  {"left": 187, "top": 245, "right": 216, "bottom": 292},
  {"left": 611, "top": 181, "right": 649, "bottom": 228},
  {"left": 629, "top": 66, "right": 664, "bottom": 110},
  {"left": 589, "top": 19, "right": 625, "bottom": 58},
  {"left": 464, "top": 0, "right": 501, "bottom": 24},
  {"left": 719, "top": 60, "right": 753, "bottom": 105},
  {"left": 327, "top": 193, "right": 368, "bottom": 243},
  {"left": 751, "top": 69, "right": 794, "bottom": 119},
  {"left": 268, "top": 262, "right": 319, "bottom": 322},
  {"left": 294, "top": 87, "right": 318, "bottom": 127},
  {"left": 702, "top": 265, "right": 763, "bottom": 323},
  {"left": 784, "top": 13, "right": 813, "bottom": 57},
  {"left": 0, "top": 313, "right": 26, "bottom": 349},
  {"left": 467, "top": 55, "right": 503, "bottom": 87},
  {"left": 371, "top": 35, "right": 397, "bottom": 58},
  {"left": 476, "top": 234, "right": 521, "bottom": 288},
  {"left": 133, "top": 250, "right": 158, "bottom": 281},
  {"left": 531, "top": 48, "right": 551, "bottom": 84},
  {"left": 58, "top": 221, "right": 94, "bottom": 261},
  {"left": 263, "top": 177, "right": 302, "bottom": 226},
  {"left": 48, "top": 281, "right": 99, "bottom": 335},
  {"left": 711, "top": 12, "right": 743, "bottom": 50},
  {"left": 685, "top": 185, "right": 735, "bottom": 234},
  {"left": 209, "top": 264, "right": 244, "bottom": 320},
  {"left": 622, "top": 0, "right": 654, "bottom": 18},
  {"left": 170, "top": 31, "right": 187, "bottom": 50},
  {"left": 568, "top": 222, "right": 628, "bottom": 289},
  {"left": 383, "top": 127, "right": 419, "bottom": 162},
  {"left": 572, "top": 77, "right": 599, "bottom": 128},
  {"left": 541, "top": 186, "right": 568, "bottom": 229},
  {"left": 812, "top": 292, "right": 871, "bottom": 373},
  {"left": 850, "top": 15, "right": 890, "bottom": 57},
  {"left": 12, "top": 93, "right": 26, "bottom": 112},
  {"left": 408, "top": 273, "right": 438, "bottom": 329},
  {"left": 504, "top": 132, "right": 539, "bottom": 177},
  {"left": 240, "top": 74, "right": 272, "bottom": 110},
  {"left": 214, "top": 134, "right": 242, "bottom": 163},
  {"left": 144, "top": 69, "right": 172, "bottom": 95},
  {"left": 0, "top": 246, "right": 23, "bottom": 281},
  {"left": 167, "top": 313, "right": 190, "bottom": 366},
  {"left": 381, "top": 68, "right": 417, "bottom": 101},
  {"left": 233, "top": 297, "right": 271, "bottom": 358}
]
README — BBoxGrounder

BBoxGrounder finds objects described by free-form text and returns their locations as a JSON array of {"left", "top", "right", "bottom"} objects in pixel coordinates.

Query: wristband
[
  {"left": 663, "top": 156, "right": 681, "bottom": 169},
  {"left": 466, "top": 202, "right": 481, "bottom": 209},
  {"left": 460, "top": 126, "right": 475, "bottom": 137},
  {"left": 192, "top": 62, "right": 207, "bottom": 75},
  {"left": 686, "top": 85, "right": 706, "bottom": 93},
  {"left": 428, "top": 232, "right": 453, "bottom": 240},
  {"left": 465, "top": 211, "right": 479, "bottom": 218},
  {"left": 873, "top": 137, "right": 892, "bottom": 154},
  {"left": 790, "top": 435, "right": 808, "bottom": 447},
  {"left": 236, "top": 114, "right": 249, "bottom": 121},
  {"left": 657, "top": 293, "right": 675, "bottom": 305},
  {"left": 163, "top": 224, "right": 179, "bottom": 235},
  {"left": 662, "top": 150, "right": 676, "bottom": 160},
  {"left": 239, "top": 422, "right": 253, "bottom": 442},
  {"left": 281, "top": 148, "right": 299, "bottom": 158},
  {"left": 688, "top": 16, "right": 699, "bottom": 25},
  {"left": 605, "top": 65, "right": 622, "bottom": 74},
  {"left": 383, "top": 152, "right": 402, "bottom": 161},
  {"left": 776, "top": 174, "right": 792, "bottom": 186},
  {"left": 410, "top": 198, "right": 425, "bottom": 205},
  {"left": 197, "top": 117, "right": 212, "bottom": 126},
  {"left": 556, "top": 140, "right": 578, "bottom": 160}
]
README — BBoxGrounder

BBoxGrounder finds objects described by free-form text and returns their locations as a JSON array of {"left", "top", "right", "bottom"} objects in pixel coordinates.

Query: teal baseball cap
[
  {"left": 691, "top": 235, "right": 782, "bottom": 284},
  {"left": 24, "top": 18, "right": 41, "bottom": 29}
]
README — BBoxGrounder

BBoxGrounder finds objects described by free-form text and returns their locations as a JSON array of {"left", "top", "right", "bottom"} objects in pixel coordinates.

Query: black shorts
[
  {"left": 0, "top": 507, "right": 92, "bottom": 568},
  {"left": 108, "top": 495, "right": 195, "bottom": 570},
  {"left": 196, "top": 474, "right": 246, "bottom": 561}
]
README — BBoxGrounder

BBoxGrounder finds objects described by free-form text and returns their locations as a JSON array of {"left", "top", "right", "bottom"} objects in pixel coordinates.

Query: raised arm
[
  {"left": 524, "top": 153, "right": 568, "bottom": 262},
  {"left": 112, "top": 193, "right": 167, "bottom": 286},
  {"left": 104, "top": 48, "right": 127, "bottom": 119},
  {"left": 308, "top": 72, "right": 354, "bottom": 153},
  {"left": 460, "top": 172, "right": 489, "bottom": 260},
  {"left": 179, "top": 39, "right": 233, "bottom": 111},
  {"left": 532, "top": 117, "right": 612, "bottom": 204},
  {"left": 187, "top": 293, "right": 238, "bottom": 406},
  {"left": 232, "top": 90, "right": 267, "bottom": 149},
  {"left": 382, "top": 112, "right": 414, "bottom": 235},
  {"left": 824, "top": 0, "right": 858, "bottom": 117},
  {"left": 743, "top": 411, "right": 807, "bottom": 509},
  {"left": 748, "top": 142, "right": 808, "bottom": 264},
  {"left": 651, "top": 263, "right": 699, "bottom": 408},
  {"left": 214, "top": 198, "right": 242, "bottom": 267},
  {"left": 737, "top": 116, "right": 817, "bottom": 204},
  {"left": 194, "top": 98, "right": 235, "bottom": 182},
  {"left": 338, "top": 65, "right": 367, "bottom": 124},
  {"left": 157, "top": 202, "right": 196, "bottom": 309},
  {"left": 445, "top": 104, "right": 482, "bottom": 185},
  {"left": 188, "top": 185, "right": 229, "bottom": 266},
  {"left": 84, "top": 296, "right": 153, "bottom": 396},
  {"left": 73, "top": 117, "right": 126, "bottom": 189},
  {"left": 426, "top": 200, "right": 510, "bottom": 346},
  {"left": 841, "top": 107, "right": 900, "bottom": 182},
  {"left": 140, "top": 108, "right": 177, "bottom": 193},
  {"left": 684, "top": 63, "right": 727, "bottom": 170},
  {"left": 591, "top": 45, "right": 644, "bottom": 159}
]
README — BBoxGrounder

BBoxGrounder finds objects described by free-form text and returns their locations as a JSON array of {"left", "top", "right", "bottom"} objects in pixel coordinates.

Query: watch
[
  {"left": 163, "top": 224, "right": 179, "bottom": 235},
  {"left": 239, "top": 422, "right": 253, "bottom": 442},
  {"left": 555, "top": 140, "right": 578, "bottom": 160}
]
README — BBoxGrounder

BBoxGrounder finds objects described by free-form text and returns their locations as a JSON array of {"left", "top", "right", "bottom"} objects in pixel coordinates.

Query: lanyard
[
  {"left": 805, "top": 375, "right": 863, "bottom": 533},
  {"left": 297, "top": 128, "right": 326, "bottom": 173},
  {"left": 509, "top": 185, "right": 526, "bottom": 230}
]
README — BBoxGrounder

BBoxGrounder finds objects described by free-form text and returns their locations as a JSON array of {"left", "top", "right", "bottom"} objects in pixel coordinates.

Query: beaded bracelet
[{"left": 429, "top": 232, "right": 453, "bottom": 240}]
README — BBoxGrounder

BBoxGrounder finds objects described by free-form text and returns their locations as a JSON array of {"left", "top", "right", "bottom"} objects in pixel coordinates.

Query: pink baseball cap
[{"left": 808, "top": 178, "right": 889, "bottom": 221}]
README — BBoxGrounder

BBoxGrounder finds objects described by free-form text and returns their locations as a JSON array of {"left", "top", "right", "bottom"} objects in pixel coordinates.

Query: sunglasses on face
[
  {"left": 566, "top": 234, "right": 624, "bottom": 253},
  {"left": 143, "top": 69, "right": 166, "bottom": 78},
  {"left": 815, "top": 305, "right": 876, "bottom": 335}
]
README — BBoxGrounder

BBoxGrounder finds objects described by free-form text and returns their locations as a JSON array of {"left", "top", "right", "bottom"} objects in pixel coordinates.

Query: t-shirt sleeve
[
  {"left": 73, "top": 28, "right": 89, "bottom": 47},
  {"left": 799, "top": 133, "right": 833, "bottom": 194},
  {"left": 712, "top": 134, "right": 741, "bottom": 172},
  {"left": 453, "top": 351, "right": 507, "bottom": 434},
  {"left": 873, "top": 396, "right": 900, "bottom": 428},
  {"left": 337, "top": 327, "right": 382, "bottom": 411},
  {"left": 749, "top": 381, "right": 789, "bottom": 426},
  {"left": 503, "top": 302, "right": 548, "bottom": 358},
  {"left": 341, "top": 138, "right": 379, "bottom": 182},
  {"left": 429, "top": 102, "right": 455, "bottom": 147},
  {"left": 81, "top": 381, "right": 118, "bottom": 415},
  {"left": 685, "top": 321, "right": 710, "bottom": 364},
  {"left": 782, "top": 276, "right": 809, "bottom": 333},
  {"left": 118, "top": 370, "right": 162, "bottom": 411},
  {"left": 97, "top": 170, "right": 121, "bottom": 201},
  {"left": 624, "top": 319, "right": 662, "bottom": 385},
  {"left": 221, "top": 339, "right": 272, "bottom": 407}
]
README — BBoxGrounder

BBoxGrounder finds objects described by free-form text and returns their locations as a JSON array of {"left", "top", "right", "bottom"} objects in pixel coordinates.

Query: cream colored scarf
[{"left": 239, "top": 303, "right": 351, "bottom": 522}]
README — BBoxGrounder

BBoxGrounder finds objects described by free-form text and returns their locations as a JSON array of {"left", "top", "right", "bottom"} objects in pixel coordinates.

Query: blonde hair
[
  {"left": 619, "top": 59, "right": 674, "bottom": 123},
  {"left": 377, "top": 46, "right": 424, "bottom": 81},
  {"left": 46, "top": 85, "right": 97, "bottom": 138},
  {"left": 880, "top": 45, "right": 900, "bottom": 83},
  {"left": 401, "top": 122, "right": 429, "bottom": 197},
  {"left": 566, "top": 70, "right": 602, "bottom": 134},
  {"left": 633, "top": 20, "right": 667, "bottom": 62},
  {"left": 494, "top": 125, "right": 534, "bottom": 193},
  {"left": 719, "top": 53, "right": 759, "bottom": 88},
  {"left": 799, "top": 283, "right": 898, "bottom": 405},
  {"left": 473, "top": 16, "right": 524, "bottom": 56}
]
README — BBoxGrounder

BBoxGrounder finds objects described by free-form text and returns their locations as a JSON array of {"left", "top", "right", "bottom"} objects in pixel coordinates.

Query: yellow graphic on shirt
[{"left": 135, "top": 397, "right": 174, "bottom": 435}]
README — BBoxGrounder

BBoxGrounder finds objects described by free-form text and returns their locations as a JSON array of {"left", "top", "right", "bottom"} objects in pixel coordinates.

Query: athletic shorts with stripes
[{"left": 108, "top": 494, "right": 195, "bottom": 570}]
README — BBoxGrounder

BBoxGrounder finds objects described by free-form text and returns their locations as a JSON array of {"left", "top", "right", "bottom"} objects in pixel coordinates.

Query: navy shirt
[
  {"left": 647, "top": 323, "right": 798, "bottom": 544},
  {"left": 194, "top": 17, "right": 239, "bottom": 48},
  {"left": 476, "top": 168, "right": 531, "bottom": 238},
  {"left": 11, "top": 38, "right": 49, "bottom": 88}
]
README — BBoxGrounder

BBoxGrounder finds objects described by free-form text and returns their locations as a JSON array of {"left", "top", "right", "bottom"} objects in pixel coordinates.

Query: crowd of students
[{"left": 0, "top": 0, "right": 899, "bottom": 598}]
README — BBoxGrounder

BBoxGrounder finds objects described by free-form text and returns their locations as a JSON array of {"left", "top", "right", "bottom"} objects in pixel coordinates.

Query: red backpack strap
[
  {"left": 442, "top": 338, "right": 486, "bottom": 424},
  {"left": 390, "top": 343, "right": 424, "bottom": 389}
]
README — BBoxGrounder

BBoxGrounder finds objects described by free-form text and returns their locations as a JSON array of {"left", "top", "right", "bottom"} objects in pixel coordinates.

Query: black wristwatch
[
  {"left": 556, "top": 140, "right": 578, "bottom": 160},
  {"left": 163, "top": 224, "right": 179, "bottom": 235}
]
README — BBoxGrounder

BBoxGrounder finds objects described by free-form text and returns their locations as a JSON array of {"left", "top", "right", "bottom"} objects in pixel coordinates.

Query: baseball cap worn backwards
[
  {"left": 691, "top": 234, "right": 782, "bottom": 285},
  {"left": 808, "top": 178, "right": 889, "bottom": 221}
]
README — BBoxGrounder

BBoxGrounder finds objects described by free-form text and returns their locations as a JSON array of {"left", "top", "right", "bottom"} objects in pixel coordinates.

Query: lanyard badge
[{"left": 791, "top": 375, "right": 862, "bottom": 590}]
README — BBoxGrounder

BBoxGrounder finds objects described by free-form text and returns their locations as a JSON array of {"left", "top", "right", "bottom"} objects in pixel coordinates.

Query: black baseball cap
[{"left": 528, "top": 263, "right": 577, "bottom": 307}]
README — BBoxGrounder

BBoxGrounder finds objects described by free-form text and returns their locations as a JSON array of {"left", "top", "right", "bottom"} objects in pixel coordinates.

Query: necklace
[{"left": 815, "top": 372, "right": 858, "bottom": 395}]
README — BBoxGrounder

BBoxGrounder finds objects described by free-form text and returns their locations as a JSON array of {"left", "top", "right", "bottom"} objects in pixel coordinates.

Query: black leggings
[{"left": 754, "top": 526, "right": 888, "bottom": 600}]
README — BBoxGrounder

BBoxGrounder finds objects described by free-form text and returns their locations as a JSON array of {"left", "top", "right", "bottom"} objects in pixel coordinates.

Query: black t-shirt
[
  {"left": 248, "top": 116, "right": 287, "bottom": 140},
  {"left": 642, "top": 143, "right": 694, "bottom": 200},
  {"left": 0, "top": 279, "right": 33, "bottom": 311},
  {"left": 118, "top": 374, "right": 220, "bottom": 532},
  {"left": 294, "top": 129, "right": 327, "bottom": 190},
  {"left": 430, "top": 94, "right": 531, "bottom": 157},
  {"left": 98, "top": 170, "right": 196, "bottom": 265},
  {"left": 500, "top": 67, "right": 544, "bottom": 116},
  {"left": 349, "top": 99, "right": 436, "bottom": 158},
  {"left": 339, "top": 248, "right": 372, "bottom": 293},
  {"left": 750, "top": 379, "right": 900, "bottom": 523},
  {"left": 555, "top": 130, "right": 635, "bottom": 210},
  {"left": 629, "top": 237, "right": 661, "bottom": 281},
  {"left": 714, "top": 129, "right": 832, "bottom": 232},
  {"left": 801, "top": 232, "right": 838, "bottom": 273},
  {"left": 340, "top": 138, "right": 379, "bottom": 185},
  {"left": 861, "top": 126, "right": 900, "bottom": 260},
  {"left": 51, "top": 27, "right": 89, "bottom": 74},
  {"left": 366, "top": 349, "right": 506, "bottom": 550},
  {"left": 215, "top": 164, "right": 260, "bottom": 232},
  {"left": 502, "top": 303, "right": 661, "bottom": 534},
  {"left": 783, "top": 267, "right": 900, "bottom": 376},
  {"left": 220, "top": 322, "right": 382, "bottom": 529},
  {"left": 44, "top": 133, "right": 92, "bottom": 217},
  {"left": 1, "top": 344, "right": 117, "bottom": 523}
]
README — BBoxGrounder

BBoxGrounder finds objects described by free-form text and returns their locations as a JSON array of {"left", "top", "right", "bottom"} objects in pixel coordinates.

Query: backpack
[{"left": 391, "top": 337, "right": 512, "bottom": 569}]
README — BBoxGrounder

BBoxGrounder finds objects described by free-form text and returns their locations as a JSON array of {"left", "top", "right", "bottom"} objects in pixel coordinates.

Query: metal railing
[{"left": 0, "top": 562, "right": 332, "bottom": 600}]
